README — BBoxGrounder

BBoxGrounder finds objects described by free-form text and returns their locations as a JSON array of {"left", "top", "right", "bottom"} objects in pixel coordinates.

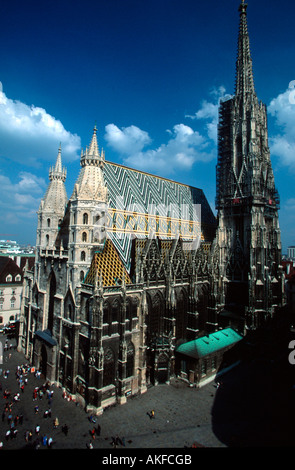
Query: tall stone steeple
[
  {"left": 36, "top": 145, "right": 68, "bottom": 249},
  {"left": 68, "top": 126, "right": 108, "bottom": 291},
  {"left": 235, "top": 0, "right": 255, "bottom": 98},
  {"left": 214, "top": 1, "right": 283, "bottom": 330}
]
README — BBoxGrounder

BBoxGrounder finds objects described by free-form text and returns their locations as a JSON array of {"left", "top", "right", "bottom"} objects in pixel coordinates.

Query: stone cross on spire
[{"left": 235, "top": 0, "right": 255, "bottom": 97}]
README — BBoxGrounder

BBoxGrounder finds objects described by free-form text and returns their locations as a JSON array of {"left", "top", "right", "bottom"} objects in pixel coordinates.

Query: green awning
[{"left": 175, "top": 328, "right": 243, "bottom": 359}]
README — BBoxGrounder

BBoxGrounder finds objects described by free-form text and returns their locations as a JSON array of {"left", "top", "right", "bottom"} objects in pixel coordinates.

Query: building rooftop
[{"left": 176, "top": 328, "right": 243, "bottom": 359}]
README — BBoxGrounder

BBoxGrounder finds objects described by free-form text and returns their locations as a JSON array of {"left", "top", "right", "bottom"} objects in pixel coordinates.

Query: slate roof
[{"left": 0, "top": 257, "right": 22, "bottom": 284}]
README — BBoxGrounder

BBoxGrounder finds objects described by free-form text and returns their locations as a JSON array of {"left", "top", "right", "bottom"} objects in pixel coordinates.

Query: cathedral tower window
[
  {"left": 46, "top": 234, "right": 49, "bottom": 246},
  {"left": 82, "top": 232, "right": 87, "bottom": 242},
  {"left": 48, "top": 272, "right": 56, "bottom": 332},
  {"left": 126, "top": 342, "right": 135, "bottom": 378},
  {"left": 103, "top": 347, "right": 115, "bottom": 387},
  {"left": 47, "top": 218, "right": 51, "bottom": 228},
  {"left": 80, "top": 271, "right": 85, "bottom": 282},
  {"left": 83, "top": 213, "right": 88, "bottom": 224},
  {"left": 81, "top": 251, "right": 86, "bottom": 261}
]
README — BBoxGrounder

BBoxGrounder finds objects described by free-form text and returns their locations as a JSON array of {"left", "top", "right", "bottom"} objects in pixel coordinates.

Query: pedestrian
[
  {"left": 90, "top": 427, "right": 95, "bottom": 440},
  {"left": 96, "top": 423, "right": 101, "bottom": 436},
  {"left": 54, "top": 417, "right": 59, "bottom": 428},
  {"left": 35, "top": 425, "right": 40, "bottom": 435},
  {"left": 47, "top": 437, "right": 53, "bottom": 448},
  {"left": 147, "top": 410, "right": 155, "bottom": 419},
  {"left": 62, "top": 424, "right": 69, "bottom": 436},
  {"left": 42, "top": 435, "right": 47, "bottom": 446}
]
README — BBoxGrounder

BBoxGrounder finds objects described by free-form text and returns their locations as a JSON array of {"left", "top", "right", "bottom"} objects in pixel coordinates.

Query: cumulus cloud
[
  {"left": 268, "top": 83, "right": 295, "bottom": 170},
  {"left": 0, "top": 82, "right": 81, "bottom": 166},
  {"left": 186, "top": 86, "right": 233, "bottom": 145},
  {"left": 104, "top": 89, "right": 227, "bottom": 175},
  {"left": 0, "top": 171, "right": 46, "bottom": 226},
  {"left": 104, "top": 124, "right": 151, "bottom": 155},
  {"left": 105, "top": 122, "right": 214, "bottom": 174}
]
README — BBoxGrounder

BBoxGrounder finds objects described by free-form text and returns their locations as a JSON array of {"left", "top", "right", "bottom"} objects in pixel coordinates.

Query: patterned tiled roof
[{"left": 103, "top": 161, "right": 216, "bottom": 272}]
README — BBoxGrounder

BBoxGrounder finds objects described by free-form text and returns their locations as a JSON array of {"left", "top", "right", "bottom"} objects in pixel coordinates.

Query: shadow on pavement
[{"left": 211, "top": 318, "right": 295, "bottom": 447}]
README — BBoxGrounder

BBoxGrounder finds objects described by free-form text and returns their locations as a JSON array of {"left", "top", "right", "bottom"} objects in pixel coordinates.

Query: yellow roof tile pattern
[{"left": 84, "top": 239, "right": 132, "bottom": 287}]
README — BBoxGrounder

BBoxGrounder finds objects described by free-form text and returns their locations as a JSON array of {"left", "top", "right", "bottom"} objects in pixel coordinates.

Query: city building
[
  {"left": 0, "top": 256, "right": 34, "bottom": 327},
  {"left": 18, "top": 1, "right": 284, "bottom": 413},
  {"left": 287, "top": 246, "right": 295, "bottom": 260}
]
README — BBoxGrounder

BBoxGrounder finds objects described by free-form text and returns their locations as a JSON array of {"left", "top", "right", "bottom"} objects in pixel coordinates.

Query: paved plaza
[
  {"left": 0, "top": 334, "right": 225, "bottom": 450},
  {"left": 1, "top": 333, "right": 294, "bottom": 452}
]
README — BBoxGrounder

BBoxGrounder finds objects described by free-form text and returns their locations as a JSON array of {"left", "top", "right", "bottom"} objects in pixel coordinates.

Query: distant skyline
[{"left": 0, "top": 0, "right": 295, "bottom": 252}]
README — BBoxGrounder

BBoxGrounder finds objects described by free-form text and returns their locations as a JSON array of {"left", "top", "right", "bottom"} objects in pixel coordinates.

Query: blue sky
[{"left": 0, "top": 0, "right": 295, "bottom": 252}]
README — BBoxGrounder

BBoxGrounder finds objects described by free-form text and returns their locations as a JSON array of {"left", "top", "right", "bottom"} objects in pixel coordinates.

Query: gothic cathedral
[{"left": 18, "top": 1, "right": 284, "bottom": 413}]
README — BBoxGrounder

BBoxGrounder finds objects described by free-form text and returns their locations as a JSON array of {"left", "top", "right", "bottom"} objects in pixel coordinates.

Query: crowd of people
[
  {"left": 0, "top": 353, "right": 60, "bottom": 449},
  {"left": 0, "top": 337, "right": 107, "bottom": 450}
]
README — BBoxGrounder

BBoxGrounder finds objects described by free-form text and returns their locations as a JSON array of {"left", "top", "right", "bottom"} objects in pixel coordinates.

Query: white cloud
[
  {"left": 104, "top": 124, "right": 151, "bottom": 155},
  {"left": 0, "top": 82, "right": 81, "bottom": 166},
  {"left": 0, "top": 171, "right": 46, "bottom": 224},
  {"left": 105, "top": 122, "right": 215, "bottom": 175},
  {"left": 268, "top": 84, "right": 295, "bottom": 170},
  {"left": 186, "top": 86, "right": 232, "bottom": 145},
  {"left": 104, "top": 90, "right": 223, "bottom": 175}
]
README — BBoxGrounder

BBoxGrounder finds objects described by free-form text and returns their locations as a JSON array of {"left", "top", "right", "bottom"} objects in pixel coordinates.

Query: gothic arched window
[
  {"left": 47, "top": 218, "right": 51, "bottom": 228},
  {"left": 82, "top": 232, "right": 87, "bottom": 242},
  {"left": 103, "top": 347, "right": 115, "bottom": 387},
  {"left": 111, "top": 299, "right": 120, "bottom": 323},
  {"left": 83, "top": 213, "right": 88, "bottom": 225},
  {"left": 81, "top": 251, "right": 86, "bottom": 262},
  {"left": 48, "top": 271, "right": 56, "bottom": 332},
  {"left": 126, "top": 342, "right": 135, "bottom": 378},
  {"left": 103, "top": 300, "right": 110, "bottom": 324},
  {"left": 80, "top": 270, "right": 85, "bottom": 282}
]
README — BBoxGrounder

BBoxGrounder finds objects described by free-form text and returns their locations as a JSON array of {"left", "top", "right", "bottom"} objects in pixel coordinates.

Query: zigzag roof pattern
[{"left": 102, "top": 161, "right": 216, "bottom": 272}]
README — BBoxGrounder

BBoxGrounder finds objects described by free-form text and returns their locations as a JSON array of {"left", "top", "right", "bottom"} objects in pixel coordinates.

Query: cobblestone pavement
[{"left": 0, "top": 334, "right": 225, "bottom": 450}]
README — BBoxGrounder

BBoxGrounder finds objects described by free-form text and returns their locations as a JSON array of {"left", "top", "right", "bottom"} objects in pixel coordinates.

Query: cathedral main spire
[{"left": 235, "top": 0, "right": 255, "bottom": 97}]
